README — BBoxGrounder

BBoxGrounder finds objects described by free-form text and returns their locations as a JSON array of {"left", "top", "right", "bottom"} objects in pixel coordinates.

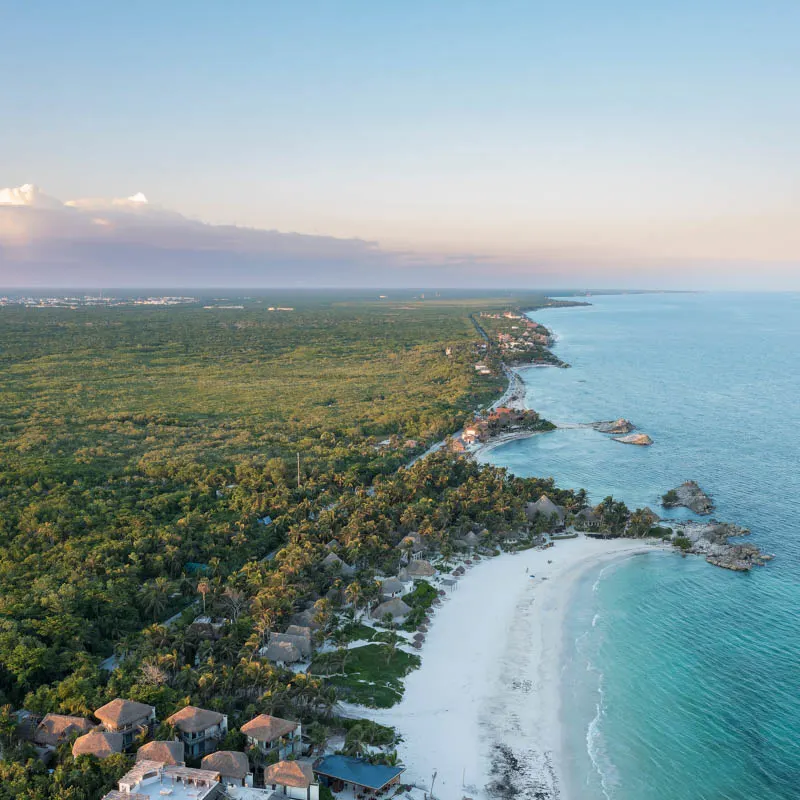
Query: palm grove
[{"left": 0, "top": 293, "right": 634, "bottom": 798}]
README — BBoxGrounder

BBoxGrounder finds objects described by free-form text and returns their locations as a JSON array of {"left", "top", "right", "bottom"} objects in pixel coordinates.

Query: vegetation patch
[{"left": 310, "top": 643, "right": 420, "bottom": 708}]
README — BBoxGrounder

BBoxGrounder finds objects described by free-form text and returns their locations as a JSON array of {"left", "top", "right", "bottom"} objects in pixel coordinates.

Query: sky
[{"left": 1, "top": 1, "right": 799, "bottom": 289}]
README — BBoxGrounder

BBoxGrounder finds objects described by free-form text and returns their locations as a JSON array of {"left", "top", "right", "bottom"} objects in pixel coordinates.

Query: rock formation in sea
[
  {"left": 674, "top": 521, "right": 773, "bottom": 571},
  {"left": 593, "top": 418, "right": 636, "bottom": 434},
  {"left": 613, "top": 433, "right": 653, "bottom": 446},
  {"left": 662, "top": 480, "right": 714, "bottom": 514}
]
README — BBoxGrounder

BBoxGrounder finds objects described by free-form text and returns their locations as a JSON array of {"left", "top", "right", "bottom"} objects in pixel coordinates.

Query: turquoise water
[{"left": 485, "top": 293, "right": 800, "bottom": 800}]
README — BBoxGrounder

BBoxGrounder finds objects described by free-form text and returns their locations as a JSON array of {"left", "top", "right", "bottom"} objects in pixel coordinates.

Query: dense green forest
[{"left": 0, "top": 292, "right": 586, "bottom": 797}]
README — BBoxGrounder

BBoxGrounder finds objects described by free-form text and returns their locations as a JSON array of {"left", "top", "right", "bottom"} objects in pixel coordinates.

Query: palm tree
[
  {"left": 141, "top": 578, "right": 171, "bottom": 622},
  {"left": 197, "top": 579, "right": 211, "bottom": 614}
]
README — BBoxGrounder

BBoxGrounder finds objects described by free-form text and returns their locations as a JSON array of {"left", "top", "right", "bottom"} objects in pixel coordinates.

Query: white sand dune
[{"left": 355, "top": 536, "right": 666, "bottom": 799}]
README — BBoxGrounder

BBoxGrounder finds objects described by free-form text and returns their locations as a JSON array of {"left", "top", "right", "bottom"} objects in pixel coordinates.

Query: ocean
[{"left": 483, "top": 293, "right": 800, "bottom": 800}]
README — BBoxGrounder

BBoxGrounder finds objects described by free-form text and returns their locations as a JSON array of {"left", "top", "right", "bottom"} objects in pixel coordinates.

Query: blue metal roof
[{"left": 314, "top": 756, "right": 405, "bottom": 790}]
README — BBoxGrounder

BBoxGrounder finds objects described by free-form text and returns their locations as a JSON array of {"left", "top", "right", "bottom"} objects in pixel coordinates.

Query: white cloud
[{"left": 0, "top": 183, "right": 63, "bottom": 209}]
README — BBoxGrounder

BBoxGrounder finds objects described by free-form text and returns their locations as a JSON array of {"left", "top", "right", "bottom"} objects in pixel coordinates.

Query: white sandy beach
[{"left": 357, "top": 536, "right": 666, "bottom": 800}]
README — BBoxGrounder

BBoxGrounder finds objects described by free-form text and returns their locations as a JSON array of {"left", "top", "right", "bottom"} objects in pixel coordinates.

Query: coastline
[{"left": 356, "top": 536, "right": 667, "bottom": 799}]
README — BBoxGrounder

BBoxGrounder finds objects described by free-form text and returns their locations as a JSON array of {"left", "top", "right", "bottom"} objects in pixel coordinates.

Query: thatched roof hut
[
  {"left": 321, "top": 551, "right": 355, "bottom": 576},
  {"left": 34, "top": 714, "right": 95, "bottom": 748},
  {"left": 399, "top": 559, "right": 436, "bottom": 579},
  {"left": 457, "top": 531, "right": 481, "bottom": 548},
  {"left": 262, "top": 640, "right": 302, "bottom": 664},
  {"left": 136, "top": 740, "right": 185, "bottom": 766},
  {"left": 371, "top": 598, "right": 412, "bottom": 621},
  {"left": 201, "top": 750, "right": 250, "bottom": 782},
  {"left": 380, "top": 577, "right": 405, "bottom": 598},
  {"left": 526, "top": 495, "right": 566, "bottom": 524},
  {"left": 72, "top": 730, "right": 124, "bottom": 759},
  {"left": 269, "top": 631, "right": 312, "bottom": 658},
  {"left": 264, "top": 760, "right": 316, "bottom": 789},
  {"left": 413, "top": 633, "right": 425, "bottom": 642}
]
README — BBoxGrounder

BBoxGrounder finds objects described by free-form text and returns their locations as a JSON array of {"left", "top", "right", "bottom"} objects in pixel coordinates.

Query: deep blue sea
[{"left": 484, "top": 293, "right": 800, "bottom": 800}]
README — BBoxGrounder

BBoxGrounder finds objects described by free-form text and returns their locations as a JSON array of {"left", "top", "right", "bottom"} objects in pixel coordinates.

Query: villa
[
  {"left": 72, "top": 729, "right": 124, "bottom": 759},
  {"left": 526, "top": 495, "right": 567, "bottom": 531},
  {"left": 264, "top": 760, "right": 319, "bottom": 800},
  {"left": 240, "top": 714, "right": 302, "bottom": 760},
  {"left": 379, "top": 577, "right": 405, "bottom": 599},
  {"left": 94, "top": 698, "right": 156, "bottom": 748},
  {"left": 371, "top": 597, "right": 412, "bottom": 622},
  {"left": 262, "top": 640, "right": 303, "bottom": 666},
  {"left": 201, "top": 750, "right": 253, "bottom": 787},
  {"left": 136, "top": 740, "right": 185, "bottom": 766},
  {"left": 34, "top": 714, "right": 95, "bottom": 749},
  {"left": 166, "top": 706, "right": 228, "bottom": 758},
  {"left": 313, "top": 755, "right": 405, "bottom": 797},
  {"left": 102, "top": 760, "right": 221, "bottom": 800}
]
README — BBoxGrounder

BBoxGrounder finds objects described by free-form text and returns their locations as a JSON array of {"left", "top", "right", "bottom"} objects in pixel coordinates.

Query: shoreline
[{"left": 355, "top": 537, "right": 667, "bottom": 799}]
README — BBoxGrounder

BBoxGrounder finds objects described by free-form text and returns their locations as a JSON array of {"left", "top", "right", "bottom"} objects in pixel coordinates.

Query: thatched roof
[
  {"left": 72, "top": 730, "right": 124, "bottom": 759},
  {"left": 136, "top": 740, "right": 184, "bottom": 766},
  {"left": 94, "top": 698, "right": 154, "bottom": 728},
  {"left": 285, "top": 624, "right": 312, "bottom": 640},
  {"left": 397, "top": 532, "right": 422, "bottom": 550},
  {"left": 264, "top": 759, "right": 315, "bottom": 788},
  {"left": 576, "top": 508, "right": 600, "bottom": 522},
  {"left": 288, "top": 608, "right": 321, "bottom": 631},
  {"left": 526, "top": 495, "right": 566, "bottom": 523},
  {"left": 241, "top": 714, "right": 298, "bottom": 743},
  {"left": 401, "top": 559, "right": 436, "bottom": 578},
  {"left": 413, "top": 633, "right": 425, "bottom": 641},
  {"left": 34, "top": 714, "right": 95, "bottom": 748},
  {"left": 380, "top": 577, "right": 405, "bottom": 597},
  {"left": 371, "top": 598, "right": 412, "bottom": 620},
  {"left": 262, "top": 640, "right": 302, "bottom": 664},
  {"left": 270, "top": 632, "right": 312, "bottom": 658},
  {"left": 322, "top": 552, "right": 354, "bottom": 574},
  {"left": 458, "top": 531, "right": 481, "bottom": 547},
  {"left": 166, "top": 706, "right": 225, "bottom": 734},
  {"left": 201, "top": 750, "right": 250, "bottom": 780}
]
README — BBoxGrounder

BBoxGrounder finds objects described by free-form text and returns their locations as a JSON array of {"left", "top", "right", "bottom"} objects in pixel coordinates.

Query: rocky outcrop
[
  {"left": 593, "top": 418, "right": 635, "bottom": 434},
  {"left": 614, "top": 433, "right": 653, "bottom": 446},
  {"left": 662, "top": 480, "right": 714, "bottom": 514},
  {"left": 673, "top": 521, "right": 773, "bottom": 571}
]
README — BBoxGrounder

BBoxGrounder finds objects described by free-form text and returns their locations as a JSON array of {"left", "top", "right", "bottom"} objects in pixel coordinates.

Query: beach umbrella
[
  {"left": 412, "top": 641, "right": 422, "bottom": 649},
  {"left": 413, "top": 633, "right": 425, "bottom": 641},
  {"left": 417, "top": 625, "right": 428, "bottom": 633}
]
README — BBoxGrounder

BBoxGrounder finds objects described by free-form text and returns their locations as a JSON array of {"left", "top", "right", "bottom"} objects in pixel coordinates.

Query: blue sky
[{"left": 1, "top": 1, "right": 799, "bottom": 287}]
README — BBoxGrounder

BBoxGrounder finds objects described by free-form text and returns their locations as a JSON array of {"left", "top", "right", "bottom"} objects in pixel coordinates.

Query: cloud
[
  {"left": 2, "top": 185, "right": 798, "bottom": 290},
  {"left": 0, "top": 184, "right": 408, "bottom": 288}
]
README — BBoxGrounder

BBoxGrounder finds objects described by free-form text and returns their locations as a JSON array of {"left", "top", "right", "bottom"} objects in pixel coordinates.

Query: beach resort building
[
  {"left": 94, "top": 698, "right": 156, "bottom": 748},
  {"left": 371, "top": 597, "right": 412, "bottom": 622},
  {"left": 399, "top": 559, "right": 436, "bottom": 580},
  {"left": 136, "top": 740, "right": 185, "bottom": 766},
  {"left": 166, "top": 706, "right": 228, "bottom": 758},
  {"left": 262, "top": 639, "right": 304, "bottom": 666},
  {"left": 397, "top": 532, "right": 425, "bottom": 561},
  {"left": 72, "top": 729, "right": 124, "bottom": 759},
  {"left": 240, "top": 714, "right": 302, "bottom": 760},
  {"left": 33, "top": 713, "right": 95, "bottom": 749},
  {"left": 313, "top": 755, "right": 405, "bottom": 797},
  {"left": 321, "top": 551, "right": 355, "bottom": 576},
  {"left": 102, "top": 760, "right": 221, "bottom": 800},
  {"left": 526, "top": 495, "right": 567, "bottom": 531},
  {"left": 201, "top": 750, "right": 253, "bottom": 787},
  {"left": 264, "top": 760, "right": 319, "bottom": 800},
  {"left": 379, "top": 577, "right": 405, "bottom": 599}
]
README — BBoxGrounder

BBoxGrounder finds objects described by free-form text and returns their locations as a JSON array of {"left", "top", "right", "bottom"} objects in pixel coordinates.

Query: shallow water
[{"left": 484, "top": 293, "right": 800, "bottom": 800}]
